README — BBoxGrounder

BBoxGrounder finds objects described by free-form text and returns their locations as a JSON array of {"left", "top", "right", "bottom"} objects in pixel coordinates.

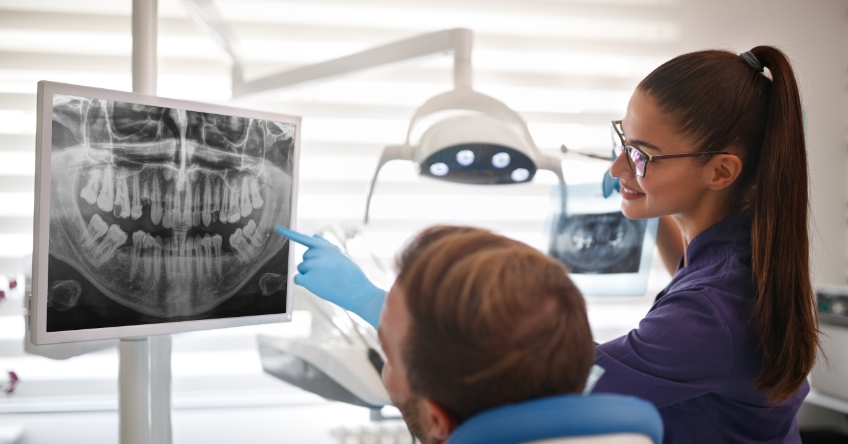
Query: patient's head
[{"left": 378, "top": 226, "right": 594, "bottom": 444}]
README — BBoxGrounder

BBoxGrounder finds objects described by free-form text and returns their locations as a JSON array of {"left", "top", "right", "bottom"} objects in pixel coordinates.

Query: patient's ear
[{"left": 422, "top": 399, "right": 458, "bottom": 442}]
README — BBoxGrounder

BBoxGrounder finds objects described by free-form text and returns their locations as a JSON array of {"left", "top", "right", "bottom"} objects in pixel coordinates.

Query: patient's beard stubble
[{"left": 396, "top": 396, "right": 440, "bottom": 444}]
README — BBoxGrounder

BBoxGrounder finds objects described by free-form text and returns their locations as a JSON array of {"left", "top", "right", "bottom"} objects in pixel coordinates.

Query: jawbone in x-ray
[
  {"left": 47, "top": 94, "right": 294, "bottom": 331},
  {"left": 547, "top": 183, "right": 657, "bottom": 296},
  {"left": 551, "top": 212, "right": 646, "bottom": 274}
]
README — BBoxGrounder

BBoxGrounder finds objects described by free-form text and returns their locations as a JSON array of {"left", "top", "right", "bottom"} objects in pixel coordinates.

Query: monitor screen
[
  {"left": 31, "top": 81, "right": 299, "bottom": 344},
  {"left": 545, "top": 183, "right": 657, "bottom": 296}
]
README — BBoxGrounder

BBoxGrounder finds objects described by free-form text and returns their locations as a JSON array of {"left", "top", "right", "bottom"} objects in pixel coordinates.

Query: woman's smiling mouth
[{"left": 620, "top": 183, "right": 646, "bottom": 200}]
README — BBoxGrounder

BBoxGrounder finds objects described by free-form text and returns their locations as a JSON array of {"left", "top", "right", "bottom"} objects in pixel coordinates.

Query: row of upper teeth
[{"left": 79, "top": 166, "right": 264, "bottom": 230}]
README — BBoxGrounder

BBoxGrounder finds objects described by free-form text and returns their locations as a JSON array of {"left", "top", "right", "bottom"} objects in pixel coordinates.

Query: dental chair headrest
[{"left": 446, "top": 394, "right": 663, "bottom": 444}]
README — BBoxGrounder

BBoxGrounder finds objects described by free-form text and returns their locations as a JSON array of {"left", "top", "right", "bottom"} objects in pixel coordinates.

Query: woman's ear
[
  {"left": 421, "top": 399, "right": 458, "bottom": 442},
  {"left": 706, "top": 153, "right": 743, "bottom": 191}
]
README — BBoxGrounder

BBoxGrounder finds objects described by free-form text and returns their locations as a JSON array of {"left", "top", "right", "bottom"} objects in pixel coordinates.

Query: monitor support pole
[
  {"left": 119, "top": 338, "right": 150, "bottom": 444},
  {"left": 120, "top": 1, "right": 173, "bottom": 444}
]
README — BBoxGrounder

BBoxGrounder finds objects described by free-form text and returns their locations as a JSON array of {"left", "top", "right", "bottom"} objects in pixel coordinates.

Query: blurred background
[{"left": 0, "top": 0, "right": 845, "bottom": 442}]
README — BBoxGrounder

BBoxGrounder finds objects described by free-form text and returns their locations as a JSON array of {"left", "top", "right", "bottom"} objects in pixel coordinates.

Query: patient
[{"left": 378, "top": 226, "right": 595, "bottom": 443}]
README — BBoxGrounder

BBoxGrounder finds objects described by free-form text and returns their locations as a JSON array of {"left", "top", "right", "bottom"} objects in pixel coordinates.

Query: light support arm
[
  {"left": 234, "top": 29, "right": 473, "bottom": 97},
  {"left": 178, "top": 1, "right": 474, "bottom": 97},
  {"left": 179, "top": 0, "right": 242, "bottom": 72},
  {"left": 364, "top": 145, "right": 413, "bottom": 224},
  {"left": 451, "top": 28, "right": 473, "bottom": 89}
]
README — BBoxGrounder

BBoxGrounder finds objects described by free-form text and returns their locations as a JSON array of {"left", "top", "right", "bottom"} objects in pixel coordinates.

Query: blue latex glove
[{"left": 275, "top": 226, "right": 387, "bottom": 329}]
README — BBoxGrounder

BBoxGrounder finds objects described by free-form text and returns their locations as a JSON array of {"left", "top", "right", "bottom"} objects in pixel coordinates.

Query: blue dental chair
[{"left": 447, "top": 394, "right": 663, "bottom": 444}]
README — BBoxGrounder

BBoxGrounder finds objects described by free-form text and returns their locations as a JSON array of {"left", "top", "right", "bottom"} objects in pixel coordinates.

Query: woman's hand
[{"left": 275, "top": 226, "right": 387, "bottom": 329}]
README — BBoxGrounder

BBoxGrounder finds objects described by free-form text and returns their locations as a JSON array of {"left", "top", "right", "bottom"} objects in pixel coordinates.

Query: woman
[{"left": 276, "top": 46, "right": 819, "bottom": 443}]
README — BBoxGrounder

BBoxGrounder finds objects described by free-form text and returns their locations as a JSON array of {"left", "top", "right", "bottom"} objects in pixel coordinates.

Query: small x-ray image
[
  {"left": 546, "top": 183, "right": 657, "bottom": 296},
  {"left": 46, "top": 93, "right": 296, "bottom": 331},
  {"left": 550, "top": 212, "right": 647, "bottom": 274}
]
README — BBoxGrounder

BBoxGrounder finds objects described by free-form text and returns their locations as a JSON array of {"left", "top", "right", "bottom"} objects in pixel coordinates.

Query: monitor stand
[
  {"left": 119, "top": 336, "right": 172, "bottom": 444},
  {"left": 123, "top": 1, "right": 176, "bottom": 443}
]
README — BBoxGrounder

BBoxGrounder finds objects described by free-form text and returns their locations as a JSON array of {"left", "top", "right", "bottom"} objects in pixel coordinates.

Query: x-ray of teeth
[
  {"left": 546, "top": 183, "right": 657, "bottom": 296},
  {"left": 47, "top": 94, "right": 295, "bottom": 331},
  {"left": 550, "top": 212, "right": 646, "bottom": 274}
]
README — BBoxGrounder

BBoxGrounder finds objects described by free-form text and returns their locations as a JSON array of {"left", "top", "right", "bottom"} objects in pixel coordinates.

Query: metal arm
[
  {"left": 234, "top": 28, "right": 473, "bottom": 97},
  {"left": 363, "top": 145, "right": 413, "bottom": 223},
  {"left": 179, "top": 0, "right": 473, "bottom": 97},
  {"left": 179, "top": 0, "right": 241, "bottom": 67}
]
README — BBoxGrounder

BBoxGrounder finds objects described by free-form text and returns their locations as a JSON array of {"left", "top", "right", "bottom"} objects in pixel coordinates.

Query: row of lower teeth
[
  {"left": 129, "top": 228, "right": 224, "bottom": 283},
  {"left": 80, "top": 210, "right": 268, "bottom": 277}
]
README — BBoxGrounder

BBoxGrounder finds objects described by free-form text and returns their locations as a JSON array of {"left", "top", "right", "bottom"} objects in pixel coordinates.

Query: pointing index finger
[{"left": 275, "top": 226, "right": 322, "bottom": 249}]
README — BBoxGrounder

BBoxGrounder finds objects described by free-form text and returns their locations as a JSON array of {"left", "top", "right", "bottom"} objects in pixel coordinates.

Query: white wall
[{"left": 680, "top": 0, "right": 848, "bottom": 286}]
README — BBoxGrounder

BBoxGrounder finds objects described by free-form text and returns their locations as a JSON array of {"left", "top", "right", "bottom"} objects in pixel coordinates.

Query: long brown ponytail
[{"left": 637, "top": 46, "right": 818, "bottom": 404}]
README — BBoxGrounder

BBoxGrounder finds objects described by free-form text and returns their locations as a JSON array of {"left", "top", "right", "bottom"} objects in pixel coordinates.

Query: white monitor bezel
[{"left": 31, "top": 80, "right": 300, "bottom": 345}]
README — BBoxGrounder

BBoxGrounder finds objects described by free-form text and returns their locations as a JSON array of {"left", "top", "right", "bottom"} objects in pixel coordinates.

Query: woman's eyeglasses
[{"left": 611, "top": 120, "right": 729, "bottom": 178}]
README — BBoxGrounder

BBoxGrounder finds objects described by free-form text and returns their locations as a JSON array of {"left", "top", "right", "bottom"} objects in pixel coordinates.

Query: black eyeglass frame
[{"left": 611, "top": 120, "right": 730, "bottom": 179}]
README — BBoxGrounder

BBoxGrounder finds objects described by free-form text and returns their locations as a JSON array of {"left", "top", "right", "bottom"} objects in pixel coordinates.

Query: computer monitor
[
  {"left": 30, "top": 81, "right": 299, "bottom": 345},
  {"left": 546, "top": 183, "right": 657, "bottom": 296}
]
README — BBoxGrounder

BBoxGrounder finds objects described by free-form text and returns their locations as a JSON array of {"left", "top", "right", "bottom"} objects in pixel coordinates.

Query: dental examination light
[
  {"left": 180, "top": 0, "right": 566, "bottom": 223},
  {"left": 364, "top": 88, "right": 565, "bottom": 222}
]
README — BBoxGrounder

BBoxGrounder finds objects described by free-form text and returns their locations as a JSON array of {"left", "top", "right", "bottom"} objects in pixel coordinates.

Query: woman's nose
[{"left": 609, "top": 150, "right": 634, "bottom": 179}]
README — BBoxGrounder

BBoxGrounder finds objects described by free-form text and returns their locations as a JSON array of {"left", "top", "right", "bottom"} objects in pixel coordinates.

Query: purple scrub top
[{"left": 593, "top": 210, "right": 808, "bottom": 443}]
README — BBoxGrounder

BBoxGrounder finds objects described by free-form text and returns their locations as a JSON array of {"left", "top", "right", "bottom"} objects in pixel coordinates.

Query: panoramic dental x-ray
[{"left": 47, "top": 94, "right": 295, "bottom": 331}]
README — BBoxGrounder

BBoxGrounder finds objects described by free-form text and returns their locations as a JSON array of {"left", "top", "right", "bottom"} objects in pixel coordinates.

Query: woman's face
[{"left": 610, "top": 91, "right": 711, "bottom": 220}]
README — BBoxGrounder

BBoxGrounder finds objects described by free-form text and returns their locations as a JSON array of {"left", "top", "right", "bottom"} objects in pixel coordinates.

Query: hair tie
[{"left": 740, "top": 51, "right": 764, "bottom": 73}]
